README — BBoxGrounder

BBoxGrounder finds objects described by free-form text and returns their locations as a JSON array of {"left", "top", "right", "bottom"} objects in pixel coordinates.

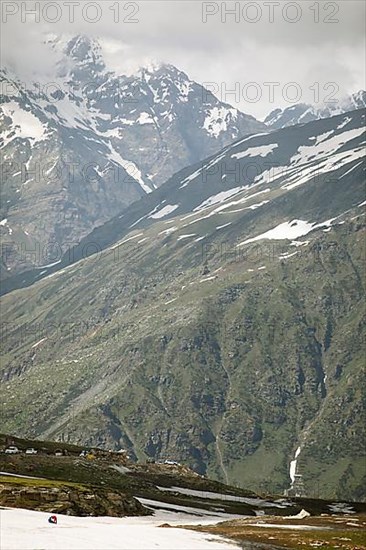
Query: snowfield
[
  {"left": 1, "top": 101, "right": 48, "bottom": 144},
  {"left": 237, "top": 216, "right": 343, "bottom": 247},
  {"left": 155, "top": 488, "right": 292, "bottom": 509},
  {"left": 231, "top": 143, "right": 278, "bottom": 159},
  {"left": 1, "top": 507, "right": 241, "bottom": 550},
  {"left": 150, "top": 204, "right": 179, "bottom": 219}
]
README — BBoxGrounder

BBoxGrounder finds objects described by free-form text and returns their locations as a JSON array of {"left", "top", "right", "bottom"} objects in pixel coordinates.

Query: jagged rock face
[
  {"left": 0, "top": 34, "right": 265, "bottom": 277},
  {"left": 4, "top": 107, "right": 363, "bottom": 294},
  {"left": 0, "top": 483, "right": 148, "bottom": 517},
  {"left": 264, "top": 90, "right": 366, "bottom": 129}
]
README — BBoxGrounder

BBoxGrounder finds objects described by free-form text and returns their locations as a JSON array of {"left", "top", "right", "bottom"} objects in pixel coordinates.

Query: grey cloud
[{"left": 1, "top": 0, "right": 365, "bottom": 118}]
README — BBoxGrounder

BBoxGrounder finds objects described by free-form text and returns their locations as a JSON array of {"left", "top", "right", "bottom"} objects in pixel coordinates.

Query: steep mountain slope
[
  {"left": 1, "top": 110, "right": 365, "bottom": 500},
  {"left": 265, "top": 90, "right": 366, "bottom": 130},
  {"left": 3, "top": 108, "right": 365, "bottom": 294},
  {"left": 0, "top": 34, "right": 265, "bottom": 278},
  {"left": 0, "top": 66, "right": 146, "bottom": 279}
]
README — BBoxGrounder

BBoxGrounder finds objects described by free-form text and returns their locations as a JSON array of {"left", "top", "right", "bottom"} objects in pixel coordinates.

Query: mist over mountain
[
  {"left": 264, "top": 90, "right": 366, "bottom": 129},
  {"left": 0, "top": 34, "right": 265, "bottom": 278}
]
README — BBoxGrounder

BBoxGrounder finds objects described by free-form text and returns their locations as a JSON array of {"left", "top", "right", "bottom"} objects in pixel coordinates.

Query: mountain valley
[{"left": 1, "top": 107, "right": 365, "bottom": 500}]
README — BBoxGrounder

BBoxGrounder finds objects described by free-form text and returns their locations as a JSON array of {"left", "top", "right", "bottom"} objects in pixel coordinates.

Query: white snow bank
[
  {"left": 157, "top": 486, "right": 250, "bottom": 502},
  {"left": 136, "top": 112, "right": 154, "bottom": 125},
  {"left": 1, "top": 101, "right": 47, "bottom": 143},
  {"left": 337, "top": 117, "right": 352, "bottom": 130},
  {"left": 289, "top": 446, "right": 301, "bottom": 484},
  {"left": 136, "top": 497, "right": 246, "bottom": 522},
  {"left": 290, "top": 127, "right": 365, "bottom": 166},
  {"left": 238, "top": 220, "right": 314, "bottom": 246},
  {"left": 150, "top": 204, "right": 179, "bottom": 219},
  {"left": 238, "top": 216, "right": 339, "bottom": 247},
  {"left": 159, "top": 226, "right": 177, "bottom": 236},
  {"left": 216, "top": 223, "right": 232, "bottom": 230},
  {"left": 0, "top": 472, "right": 44, "bottom": 480},
  {"left": 194, "top": 188, "right": 243, "bottom": 211},
  {"left": 203, "top": 106, "right": 237, "bottom": 138},
  {"left": 31, "top": 337, "right": 48, "bottom": 349},
  {"left": 110, "top": 233, "right": 144, "bottom": 250},
  {"left": 284, "top": 509, "right": 310, "bottom": 519},
  {"left": 177, "top": 234, "right": 196, "bottom": 241},
  {"left": 250, "top": 522, "right": 329, "bottom": 531},
  {"left": 155, "top": 487, "right": 290, "bottom": 508},
  {"left": 1, "top": 507, "right": 240, "bottom": 550},
  {"left": 106, "top": 144, "right": 152, "bottom": 194},
  {"left": 328, "top": 503, "right": 355, "bottom": 514},
  {"left": 279, "top": 251, "right": 298, "bottom": 260},
  {"left": 231, "top": 143, "right": 278, "bottom": 159}
]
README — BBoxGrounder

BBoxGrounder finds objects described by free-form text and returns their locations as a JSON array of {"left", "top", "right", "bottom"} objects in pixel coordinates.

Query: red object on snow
[{"left": 48, "top": 515, "right": 57, "bottom": 524}]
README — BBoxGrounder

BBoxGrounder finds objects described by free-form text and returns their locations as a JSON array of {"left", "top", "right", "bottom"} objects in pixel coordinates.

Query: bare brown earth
[{"left": 178, "top": 514, "right": 366, "bottom": 549}]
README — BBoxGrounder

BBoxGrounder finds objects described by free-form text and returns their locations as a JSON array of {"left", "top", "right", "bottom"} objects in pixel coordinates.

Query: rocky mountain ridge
[
  {"left": 0, "top": 34, "right": 265, "bottom": 278},
  {"left": 3, "top": 108, "right": 364, "bottom": 294},
  {"left": 264, "top": 90, "right": 366, "bottom": 129}
]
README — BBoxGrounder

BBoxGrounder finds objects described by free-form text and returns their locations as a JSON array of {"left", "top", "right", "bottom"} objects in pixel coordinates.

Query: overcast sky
[{"left": 2, "top": 0, "right": 365, "bottom": 118}]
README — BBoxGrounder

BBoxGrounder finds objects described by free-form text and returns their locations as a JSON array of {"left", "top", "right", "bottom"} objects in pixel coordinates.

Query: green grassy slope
[{"left": 1, "top": 207, "right": 364, "bottom": 499}]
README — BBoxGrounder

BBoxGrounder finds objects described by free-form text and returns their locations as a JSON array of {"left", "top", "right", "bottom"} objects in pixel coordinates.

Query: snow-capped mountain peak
[
  {"left": 264, "top": 91, "right": 366, "bottom": 130},
  {"left": 0, "top": 33, "right": 266, "bottom": 278},
  {"left": 46, "top": 33, "right": 104, "bottom": 65}
]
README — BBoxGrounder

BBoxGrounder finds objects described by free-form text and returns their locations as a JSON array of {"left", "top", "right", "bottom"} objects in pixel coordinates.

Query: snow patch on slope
[
  {"left": 203, "top": 107, "right": 237, "bottom": 138},
  {"left": 232, "top": 143, "right": 278, "bottom": 159},
  {"left": 150, "top": 204, "right": 179, "bottom": 219},
  {"left": 106, "top": 143, "right": 152, "bottom": 194},
  {"left": 194, "top": 187, "right": 244, "bottom": 211},
  {"left": 136, "top": 112, "right": 154, "bottom": 125},
  {"left": 290, "top": 127, "right": 365, "bottom": 166},
  {"left": 289, "top": 446, "right": 301, "bottom": 483},
  {"left": 238, "top": 218, "right": 336, "bottom": 246},
  {"left": 1, "top": 101, "right": 47, "bottom": 144}
]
